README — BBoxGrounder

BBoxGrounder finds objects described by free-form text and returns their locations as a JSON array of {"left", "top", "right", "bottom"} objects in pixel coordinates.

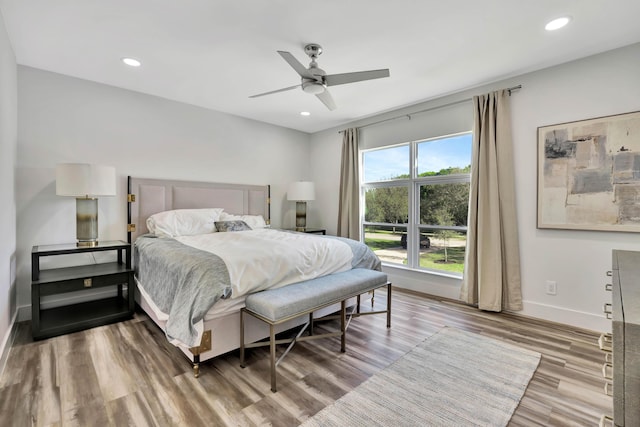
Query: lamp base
[
  {"left": 77, "top": 240, "right": 99, "bottom": 247},
  {"left": 295, "top": 201, "right": 307, "bottom": 231},
  {"left": 76, "top": 197, "right": 99, "bottom": 246}
]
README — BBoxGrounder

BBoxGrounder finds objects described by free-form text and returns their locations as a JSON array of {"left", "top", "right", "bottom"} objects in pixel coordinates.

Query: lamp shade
[
  {"left": 287, "top": 181, "right": 315, "bottom": 201},
  {"left": 56, "top": 163, "right": 117, "bottom": 197}
]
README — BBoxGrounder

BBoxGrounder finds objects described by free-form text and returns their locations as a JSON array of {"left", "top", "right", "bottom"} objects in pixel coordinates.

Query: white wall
[
  {"left": 15, "top": 67, "right": 311, "bottom": 317},
  {"left": 0, "top": 10, "right": 17, "bottom": 370},
  {"left": 310, "top": 42, "right": 640, "bottom": 332}
]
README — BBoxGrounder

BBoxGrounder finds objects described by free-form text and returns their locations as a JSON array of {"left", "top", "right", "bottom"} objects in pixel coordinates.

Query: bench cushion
[{"left": 244, "top": 269, "right": 388, "bottom": 322}]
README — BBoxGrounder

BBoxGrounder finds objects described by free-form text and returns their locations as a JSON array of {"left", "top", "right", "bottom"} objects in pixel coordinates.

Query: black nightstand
[
  {"left": 283, "top": 228, "right": 327, "bottom": 235},
  {"left": 31, "top": 240, "right": 134, "bottom": 340}
]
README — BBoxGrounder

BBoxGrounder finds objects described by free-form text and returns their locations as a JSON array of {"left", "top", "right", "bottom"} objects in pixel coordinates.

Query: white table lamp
[{"left": 56, "top": 163, "right": 117, "bottom": 246}]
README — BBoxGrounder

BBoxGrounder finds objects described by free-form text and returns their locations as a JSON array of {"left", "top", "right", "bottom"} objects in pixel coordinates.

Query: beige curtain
[
  {"left": 461, "top": 90, "right": 522, "bottom": 312},
  {"left": 337, "top": 128, "right": 360, "bottom": 240}
]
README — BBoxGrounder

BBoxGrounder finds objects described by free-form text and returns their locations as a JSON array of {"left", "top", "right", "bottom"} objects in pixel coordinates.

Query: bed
[{"left": 127, "top": 176, "right": 381, "bottom": 376}]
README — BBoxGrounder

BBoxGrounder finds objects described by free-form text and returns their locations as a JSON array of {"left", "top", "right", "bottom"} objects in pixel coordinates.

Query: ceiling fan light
[{"left": 302, "top": 81, "right": 325, "bottom": 95}]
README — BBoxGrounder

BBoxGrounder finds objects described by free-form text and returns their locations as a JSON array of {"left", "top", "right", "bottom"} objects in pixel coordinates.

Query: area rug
[{"left": 300, "top": 327, "right": 540, "bottom": 427}]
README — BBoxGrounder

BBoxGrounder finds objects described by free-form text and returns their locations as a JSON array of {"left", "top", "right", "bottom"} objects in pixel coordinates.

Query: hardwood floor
[{"left": 0, "top": 289, "right": 611, "bottom": 426}]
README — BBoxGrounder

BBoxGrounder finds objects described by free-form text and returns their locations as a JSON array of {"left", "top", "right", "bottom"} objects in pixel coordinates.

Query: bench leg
[
  {"left": 270, "top": 324, "right": 277, "bottom": 392},
  {"left": 240, "top": 308, "right": 245, "bottom": 368},
  {"left": 341, "top": 300, "right": 346, "bottom": 352},
  {"left": 387, "top": 283, "right": 392, "bottom": 328}
]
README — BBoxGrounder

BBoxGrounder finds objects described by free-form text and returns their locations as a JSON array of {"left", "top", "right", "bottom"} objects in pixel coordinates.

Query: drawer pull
[
  {"left": 605, "top": 352, "right": 612, "bottom": 363},
  {"left": 598, "top": 334, "right": 612, "bottom": 352},
  {"left": 84, "top": 278, "right": 92, "bottom": 288},
  {"left": 605, "top": 283, "right": 612, "bottom": 292},
  {"left": 599, "top": 414, "right": 613, "bottom": 427},
  {"left": 606, "top": 271, "right": 612, "bottom": 277},
  {"left": 604, "top": 381, "right": 613, "bottom": 396},
  {"left": 603, "top": 303, "right": 612, "bottom": 319},
  {"left": 602, "top": 362, "right": 613, "bottom": 380}
]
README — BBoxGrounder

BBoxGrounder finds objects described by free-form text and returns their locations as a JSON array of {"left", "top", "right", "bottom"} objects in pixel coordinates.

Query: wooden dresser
[{"left": 607, "top": 250, "right": 640, "bottom": 426}]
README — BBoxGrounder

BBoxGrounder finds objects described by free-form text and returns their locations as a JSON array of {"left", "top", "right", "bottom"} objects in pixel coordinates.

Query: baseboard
[
  {"left": 385, "top": 266, "right": 610, "bottom": 333},
  {"left": 0, "top": 310, "right": 19, "bottom": 380},
  {"left": 17, "top": 304, "right": 31, "bottom": 322},
  {"left": 518, "top": 300, "right": 611, "bottom": 333}
]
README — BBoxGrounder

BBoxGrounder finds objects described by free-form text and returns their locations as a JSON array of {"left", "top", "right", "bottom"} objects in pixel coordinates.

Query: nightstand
[
  {"left": 31, "top": 240, "right": 134, "bottom": 340},
  {"left": 283, "top": 228, "right": 326, "bottom": 235}
]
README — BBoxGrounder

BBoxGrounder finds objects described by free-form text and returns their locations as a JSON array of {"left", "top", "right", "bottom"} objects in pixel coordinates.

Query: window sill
[{"left": 381, "top": 262, "right": 463, "bottom": 281}]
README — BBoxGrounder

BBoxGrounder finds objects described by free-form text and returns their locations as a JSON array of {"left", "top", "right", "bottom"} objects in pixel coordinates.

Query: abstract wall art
[{"left": 537, "top": 111, "right": 640, "bottom": 232}]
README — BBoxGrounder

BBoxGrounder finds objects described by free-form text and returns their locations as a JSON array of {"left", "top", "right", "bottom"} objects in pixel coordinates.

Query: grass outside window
[{"left": 364, "top": 227, "right": 465, "bottom": 274}]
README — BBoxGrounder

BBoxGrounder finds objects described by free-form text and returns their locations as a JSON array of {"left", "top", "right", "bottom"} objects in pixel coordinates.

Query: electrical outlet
[{"left": 545, "top": 280, "right": 557, "bottom": 295}]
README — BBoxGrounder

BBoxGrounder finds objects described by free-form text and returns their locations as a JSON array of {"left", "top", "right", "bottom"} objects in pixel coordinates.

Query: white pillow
[
  {"left": 219, "top": 212, "right": 267, "bottom": 229},
  {"left": 146, "top": 208, "right": 224, "bottom": 237}
]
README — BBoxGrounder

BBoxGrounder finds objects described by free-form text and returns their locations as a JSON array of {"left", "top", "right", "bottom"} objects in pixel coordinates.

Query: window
[{"left": 362, "top": 133, "right": 472, "bottom": 276}]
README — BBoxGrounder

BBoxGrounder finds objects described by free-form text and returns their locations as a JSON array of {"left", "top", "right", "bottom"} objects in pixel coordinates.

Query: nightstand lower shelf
[{"left": 34, "top": 296, "right": 133, "bottom": 340}]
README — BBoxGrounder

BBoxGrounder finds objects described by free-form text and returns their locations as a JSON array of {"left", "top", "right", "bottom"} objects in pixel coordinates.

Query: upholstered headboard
[{"left": 127, "top": 176, "right": 270, "bottom": 244}]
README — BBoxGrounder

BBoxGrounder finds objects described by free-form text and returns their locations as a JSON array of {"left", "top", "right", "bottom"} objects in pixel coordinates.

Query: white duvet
[{"left": 175, "top": 229, "right": 353, "bottom": 298}]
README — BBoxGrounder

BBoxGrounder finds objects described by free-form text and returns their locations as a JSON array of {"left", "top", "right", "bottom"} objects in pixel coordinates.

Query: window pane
[
  {"left": 363, "top": 145, "right": 409, "bottom": 182},
  {"left": 417, "top": 134, "right": 472, "bottom": 176},
  {"left": 365, "top": 186, "right": 409, "bottom": 224},
  {"left": 363, "top": 225, "right": 407, "bottom": 265},
  {"left": 417, "top": 228, "right": 466, "bottom": 274},
  {"left": 360, "top": 132, "right": 472, "bottom": 275},
  {"left": 419, "top": 182, "right": 469, "bottom": 226}
]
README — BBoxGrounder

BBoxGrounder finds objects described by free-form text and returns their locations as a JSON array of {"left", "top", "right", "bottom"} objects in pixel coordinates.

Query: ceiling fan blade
[
  {"left": 249, "top": 84, "right": 301, "bottom": 98},
  {"left": 277, "top": 51, "right": 314, "bottom": 79},
  {"left": 325, "top": 69, "right": 390, "bottom": 86},
  {"left": 316, "top": 89, "right": 337, "bottom": 111}
]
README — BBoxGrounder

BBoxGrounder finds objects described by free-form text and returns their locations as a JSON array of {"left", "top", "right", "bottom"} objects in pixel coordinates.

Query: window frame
[{"left": 361, "top": 132, "right": 472, "bottom": 276}]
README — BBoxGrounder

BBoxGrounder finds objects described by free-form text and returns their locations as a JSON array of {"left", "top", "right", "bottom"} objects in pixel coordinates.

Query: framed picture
[{"left": 537, "top": 111, "right": 640, "bottom": 232}]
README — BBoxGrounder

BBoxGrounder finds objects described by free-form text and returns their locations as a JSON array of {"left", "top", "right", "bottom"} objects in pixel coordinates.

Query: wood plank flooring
[{"left": 0, "top": 289, "right": 612, "bottom": 426}]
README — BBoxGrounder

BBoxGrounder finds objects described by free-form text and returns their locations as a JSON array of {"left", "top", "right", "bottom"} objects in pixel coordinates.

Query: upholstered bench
[{"left": 240, "top": 268, "right": 391, "bottom": 392}]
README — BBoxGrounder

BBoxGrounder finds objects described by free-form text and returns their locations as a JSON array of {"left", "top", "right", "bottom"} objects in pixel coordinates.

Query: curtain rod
[{"left": 338, "top": 84, "right": 522, "bottom": 133}]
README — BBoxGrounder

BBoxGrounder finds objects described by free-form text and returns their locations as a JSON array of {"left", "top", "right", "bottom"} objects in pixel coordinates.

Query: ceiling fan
[{"left": 249, "top": 43, "right": 390, "bottom": 111}]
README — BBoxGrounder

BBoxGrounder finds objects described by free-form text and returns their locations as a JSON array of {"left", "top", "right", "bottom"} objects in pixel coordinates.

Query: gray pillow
[{"left": 214, "top": 220, "right": 252, "bottom": 232}]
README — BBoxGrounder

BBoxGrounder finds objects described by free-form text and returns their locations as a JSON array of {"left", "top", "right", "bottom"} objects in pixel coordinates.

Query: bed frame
[{"left": 126, "top": 176, "right": 368, "bottom": 377}]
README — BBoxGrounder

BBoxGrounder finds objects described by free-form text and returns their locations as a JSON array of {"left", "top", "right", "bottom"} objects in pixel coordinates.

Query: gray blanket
[
  {"left": 135, "top": 232, "right": 381, "bottom": 347},
  {"left": 327, "top": 235, "right": 382, "bottom": 271},
  {"left": 135, "top": 235, "right": 232, "bottom": 347}
]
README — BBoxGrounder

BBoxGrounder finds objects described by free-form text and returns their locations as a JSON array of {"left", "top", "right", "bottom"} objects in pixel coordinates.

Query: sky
[{"left": 363, "top": 133, "right": 472, "bottom": 182}]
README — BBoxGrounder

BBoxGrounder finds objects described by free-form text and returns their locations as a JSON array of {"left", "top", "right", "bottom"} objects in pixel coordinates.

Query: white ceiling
[{"left": 1, "top": 1, "right": 639, "bottom": 134}]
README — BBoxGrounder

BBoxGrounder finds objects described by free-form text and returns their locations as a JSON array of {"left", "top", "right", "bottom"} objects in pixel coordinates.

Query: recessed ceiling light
[
  {"left": 300, "top": 111, "right": 311, "bottom": 116},
  {"left": 545, "top": 16, "right": 571, "bottom": 31},
  {"left": 122, "top": 57, "right": 141, "bottom": 67}
]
